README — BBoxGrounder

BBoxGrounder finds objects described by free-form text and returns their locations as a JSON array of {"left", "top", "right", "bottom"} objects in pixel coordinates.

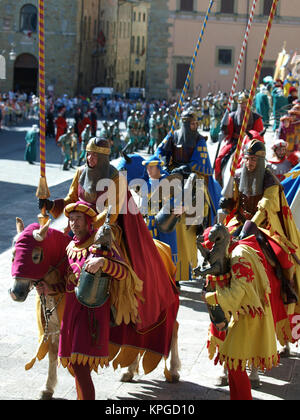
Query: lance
[
  {"left": 213, "top": 0, "right": 258, "bottom": 169},
  {"left": 222, "top": 0, "right": 279, "bottom": 197},
  {"left": 169, "top": 0, "right": 214, "bottom": 137},
  {"left": 36, "top": 0, "right": 50, "bottom": 225}
]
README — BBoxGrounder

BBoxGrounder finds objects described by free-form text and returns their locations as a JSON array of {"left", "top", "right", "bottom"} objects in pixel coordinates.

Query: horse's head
[
  {"left": 208, "top": 223, "right": 230, "bottom": 245},
  {"left": 113, "top": 153, "right": 146, "bottom": 183},
  {"left": 10, "top": 218, "right": 70, "bottom": 302}
]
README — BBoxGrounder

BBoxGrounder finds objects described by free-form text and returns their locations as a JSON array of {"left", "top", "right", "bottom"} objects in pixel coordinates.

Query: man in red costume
[
  {"left": 215, "top": 92, "right": 264, "bottom": 185},
  {"left": 39, "top": 137, "right": 179, "bottom": 377},
  {"left": 58, "top": 201, "right": 144, "bottom": 399},
  {"left": 55, "top": 111, "right": 67, "bottom": 143}
]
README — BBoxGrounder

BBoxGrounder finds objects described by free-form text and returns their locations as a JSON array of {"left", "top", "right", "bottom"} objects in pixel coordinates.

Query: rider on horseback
[{"left": 215, "top": 92, "right": 264, "bottom": 186}]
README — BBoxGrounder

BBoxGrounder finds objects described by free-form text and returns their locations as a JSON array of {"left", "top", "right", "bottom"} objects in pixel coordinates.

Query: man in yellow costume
[
  {"left": 219, "top": 139, "right": 300, "bottom": 346},
  {"left": 155, "top": 109, "right": 221, "bottom": 284}
]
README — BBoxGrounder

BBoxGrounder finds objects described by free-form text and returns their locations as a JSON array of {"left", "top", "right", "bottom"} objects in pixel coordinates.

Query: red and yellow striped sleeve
[{"left": 102, "top": 258, "right": 128, "bottom": 281}]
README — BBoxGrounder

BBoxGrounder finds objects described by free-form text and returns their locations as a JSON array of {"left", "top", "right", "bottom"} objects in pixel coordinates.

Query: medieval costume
[
  {"left": 267, "top": 139, "right": 295, "bottom": 182},
  {"left": 24, "top": 124, "right": 39, "bottom": 164},
  {"left": 58, "top": 201, "right": 143, "bottom": 399},
  {"left": 220, "top": 140, "right": 300, "bottom": 346},
  {"left": 282, "top": 163, "right": 300, "bottom": 207},
  {"left": 255, "top": 85, "right": 270, "bottom": 127},
  {"left": 272, "top": 83, "right": 289, "bottom": 131},
  {"left": 40, "top": 137, "right": 179, "bottom": 376},
  {"left": 77, "top": 124, "right": 91, "bottom": 166},
  {"left": 205, "top": 233, "right": 279, "bottom": 400},
  {"left": 124, "top": 110, "right": 138, "bottom": 153},
  {"left": 155, "top": 109, "right": 221, "bottom": 282},
  {"left": 141, "top": 156, "right": 178, "bottom": 265},
  {"left": 215, "top": 92, "right": 264, "bottom": 185},
  {"left": 148, "top": 112, "right": 159, "bottom": 155},
  {"left": 55, "top": 113, "right": 67, "bottom": 143},
  {"left": 57, "top": 126, "right": 73, "bottom": 171}
]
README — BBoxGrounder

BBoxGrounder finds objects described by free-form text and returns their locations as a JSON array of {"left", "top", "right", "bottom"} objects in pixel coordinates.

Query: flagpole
[
  {"left": 229, "top": 0, "right": 279, "bottom": 179},
  {"left": 169, "top": 0, "right": 214, "bottom": 137},
  {"left": 36, "top": 0, "right": 50, "bottom": 225},
  {"left": 213, "top": 0, "right": 258, "bottom": 169}
]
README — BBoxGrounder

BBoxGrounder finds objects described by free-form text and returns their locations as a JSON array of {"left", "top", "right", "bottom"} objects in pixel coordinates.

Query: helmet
[
  {"left": 181, "top": 109, "right": 197, "bottom": 122},
  {"left": 243, "top": 139, "right": 266, "bottom": 158},
  {"left": 86, "top": 137, "right": 111, "bottom": 155},
  {"left": 237, "top": 92, "right": 249, "bottom": 104},
  {"left": 271, "top": 139, "right": 287, "bottom": 151}
]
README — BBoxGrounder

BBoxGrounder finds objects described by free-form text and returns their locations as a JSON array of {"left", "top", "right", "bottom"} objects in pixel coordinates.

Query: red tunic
[{"left": 55, "top": 116, "right": 67, "bottom": 143}]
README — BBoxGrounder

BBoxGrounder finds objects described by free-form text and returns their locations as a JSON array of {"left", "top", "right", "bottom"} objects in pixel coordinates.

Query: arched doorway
[{"left": 13, "top": 53, "right": 38, "bottom": 94}]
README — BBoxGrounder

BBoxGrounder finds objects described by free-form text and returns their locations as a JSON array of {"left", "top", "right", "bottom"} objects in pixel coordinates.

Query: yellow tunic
[
  {"left": 227, "top": 182, "right": 300, "bottom": 332},
  {"left": 206, "top": 243, "right": 279, "bottom": 371}
]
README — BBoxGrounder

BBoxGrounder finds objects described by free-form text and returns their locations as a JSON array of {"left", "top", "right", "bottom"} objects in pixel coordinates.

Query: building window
[
  {"left": 20, "top": 4, "right": 37, "bottom": 32},
  {"left": 131, "top": 36, "right": 135, "bottom": 54},
  {"left": 217, "top": 47, "right": 233, "bottom": 66},
  {"left": 263, "top": 0, "right": 273, "bottom": 16},
  {"left": 180, "top": 0, "right": 194, "bottom": 12},
  {"left": 220, "top": 0, "right": 234, "bottom": 14},
  {"left": 176, "top": 63, "right": 190, "bottom": 90},
  {"left": 141, "top": 70, "right": 145, "bottom": 87}
]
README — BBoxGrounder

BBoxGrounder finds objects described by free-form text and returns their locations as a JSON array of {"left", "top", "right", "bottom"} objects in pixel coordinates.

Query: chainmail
[
  {"left": 174, "top": 120, "right": 199, "bottom": 148},
  {"left": 79, "top": 156, "right": 110, "bottom": 196},
  {"left": 239, "top": 157, "right": 265, "bottom": 196}
]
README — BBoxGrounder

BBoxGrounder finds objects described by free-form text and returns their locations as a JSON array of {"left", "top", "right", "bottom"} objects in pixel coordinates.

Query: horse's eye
[{"left": 32, "top": 247, "right": 44, "bottom": 264}]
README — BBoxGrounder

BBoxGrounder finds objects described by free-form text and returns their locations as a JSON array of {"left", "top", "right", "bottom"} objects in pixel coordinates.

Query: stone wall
[
  {"left": 0, "top": 0, "right": 80, "bottom": 96},
  {"left": 146, "top": 0, "right": 170, "bottom": 100}
]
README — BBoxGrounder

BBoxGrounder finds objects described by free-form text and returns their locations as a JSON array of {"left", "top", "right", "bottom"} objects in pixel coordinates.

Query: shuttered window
[
  {"left": 180, "top": 0, "right": 194, "bottom": 12},
  {"left": 176, "top": 63, "right": 189, "bottom": 90},
  {"left": 220, "top": 0, "right": 234, "bottom": 14},
  {"left": 263, "top": 0, "right": 273, "bottom": 16}
]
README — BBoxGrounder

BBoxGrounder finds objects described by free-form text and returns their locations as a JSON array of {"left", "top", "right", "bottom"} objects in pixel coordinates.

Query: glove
[
  {"left": 219, "top": 197, "right": 234, "bottom": 212},
  {"left": 38, "top": 198, "right": 54, "bottom": 212},
  {"left": 171, "top": 165, "right": 191, "bottom": 177},
  {"left": 239, "top": 220, "right": 258, "bottom": 240}
]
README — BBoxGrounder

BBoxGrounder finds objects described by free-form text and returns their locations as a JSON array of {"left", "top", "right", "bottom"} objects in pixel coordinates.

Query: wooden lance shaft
[
  {"left": 213, "top": 0, "right": 258, "bottom": 169},
  {"left": 230, "top": 0, "right": 279, "bottom": 177},
  {"left": 169, "top": 0, "right": 214, "bottom": 137},
  {"left": 36, "top": 0, "right": 50, "bottom": 225},
  {"left": 226, "top": 0, "right": 258, "bottom": 113}
]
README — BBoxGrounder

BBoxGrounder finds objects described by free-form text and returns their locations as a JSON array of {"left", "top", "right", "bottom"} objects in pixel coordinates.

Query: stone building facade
[
  {"left": 0, "top": 0, "right": 150, "bottom": 97},
  {"left": 165, "top": 0, "right": 300, "bottom": 100},
  {"left": 0, "top": 0, "right": 82, "bottom": 96}
]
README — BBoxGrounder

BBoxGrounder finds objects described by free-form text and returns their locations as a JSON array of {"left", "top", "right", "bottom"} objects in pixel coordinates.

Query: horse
[
  {"left": 194, "top": 223, "right": 231, "bottom": 278},
  {"left": 10, "top": 218, "right": 70, "bottom": 400},
  {"left": 114, "top": 151, "right": 221, "bottom": 230},
  {"left": 10, "top": 218, "right": 181, "bottom": 399}
]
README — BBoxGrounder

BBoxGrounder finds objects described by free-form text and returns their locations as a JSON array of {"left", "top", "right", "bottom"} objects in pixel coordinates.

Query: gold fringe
[
  {"left": 217, "top": 352, "right": 279, "bottom": 372},
  {"left": 59, "top": 353, "right": 109, "bottom": 373}
]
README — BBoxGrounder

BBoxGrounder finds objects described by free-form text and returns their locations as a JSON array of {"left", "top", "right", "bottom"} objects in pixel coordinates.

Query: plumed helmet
[{"left": 243, "top": 139, "right": 266, "bottom": 157}]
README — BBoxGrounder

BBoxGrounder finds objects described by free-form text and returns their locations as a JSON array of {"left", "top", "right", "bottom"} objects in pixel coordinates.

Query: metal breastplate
[
  {"left": 172, "top": 144, "right": 194, "bottom": 165},
  {"left": 237, "top": 192, "right": 263, "bottom": 222}
]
